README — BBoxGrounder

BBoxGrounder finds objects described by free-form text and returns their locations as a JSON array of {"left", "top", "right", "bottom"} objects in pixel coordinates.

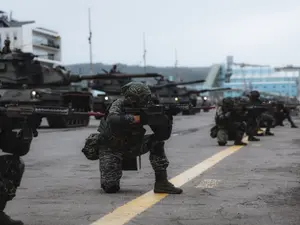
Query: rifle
[
  {"left": 233, "top": 104, "right": 271, "bottom": 118},
  {"left": 0, "top": 104, "right": 92, "bottom": 138},
  {"left": 123, "top": 103, "right": 192, "bottom": 125},
  {"left": 284, "top": 103, "right": 300, "bottom": 110}
]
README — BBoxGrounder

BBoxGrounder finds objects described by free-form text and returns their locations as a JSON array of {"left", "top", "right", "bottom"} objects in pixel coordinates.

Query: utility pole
[
  {"left": 88, "top": 8, "right": 93, "bottom": 74},
  {"left": 143, "top": 32, "right": 147, "bottom": 73}
]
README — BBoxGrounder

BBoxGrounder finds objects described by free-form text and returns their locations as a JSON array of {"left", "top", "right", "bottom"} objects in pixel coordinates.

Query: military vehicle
[
  {"left": 0, "top": 50, "right": 161, "bottom": 128},
  {"left": 173, "top": 87, "right": 231, "bottom": 114},
  {"left": 89, "top": 66, "right": 163, "bottom": 118},
  {"left": 148, "top": 77, "right": 206, "bottom": 113}
]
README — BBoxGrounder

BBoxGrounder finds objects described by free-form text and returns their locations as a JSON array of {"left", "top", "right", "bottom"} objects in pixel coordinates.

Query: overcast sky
[{"left": 3, "top": 0, "right": 300, "bottom": 67}]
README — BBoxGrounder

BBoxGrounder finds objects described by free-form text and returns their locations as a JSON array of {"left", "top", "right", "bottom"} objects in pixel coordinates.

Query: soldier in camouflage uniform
[
  {"left": 274, "top": 100, "right": 298, "bottom": 128},
  {"left": 1, "top": 40, "right": 12, "bottom": 54},
  {"left": 84, "top": 82, "right": 182, "bottom": 194},
  {"left": 212, "top": 97, "right": 247, "bottom": 146},
  {"left": 0, "top": 127, "right": 33, "bottom": 225},
  {"left": 248, "top": 91, "right": 274, "bottom": 137}
]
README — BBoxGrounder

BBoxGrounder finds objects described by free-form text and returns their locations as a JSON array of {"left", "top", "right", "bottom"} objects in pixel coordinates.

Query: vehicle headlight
[
  {"left": 104, "top": 96, "right": 109, "bottom": 100},
  {"left": 203, "top": 96, "right": 207, "bottom": 100},
  {"left": 30, "top": 90, "right": 38, "bottom": 98},
  {"left": 174, "top": 97, "right": 178, "bottom": 101}
]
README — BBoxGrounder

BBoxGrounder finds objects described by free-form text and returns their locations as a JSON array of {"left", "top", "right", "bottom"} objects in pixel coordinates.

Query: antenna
[
  {"left": 174, "top": 48, "right": 178, "bottom": 80},
  {"left": 143, "top": 32, "right": 147, "bottom": 73},
  {"left": 88, "top": 8, "right": 93, "bottom": 74}
]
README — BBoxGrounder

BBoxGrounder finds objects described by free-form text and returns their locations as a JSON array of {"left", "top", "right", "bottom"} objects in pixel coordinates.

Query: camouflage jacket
[{"left": 98, "top": 99, "right": 146, "bottom": 149}]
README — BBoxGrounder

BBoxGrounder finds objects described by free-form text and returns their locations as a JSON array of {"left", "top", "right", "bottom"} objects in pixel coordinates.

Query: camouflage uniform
[
  {"left": 250, "top": 91, "right": 274, "bottom": 137},
  {"left": 0, "top": 129, "right": 31, "bottom": 225},
  {"left": 1, "top": 40, "right": 12, "bottom": 54},
  {"left": 213, "top": 97, "right": 247, "bottom": 146},
  {"left": 84, "top": 82, "right": 182, "bottom": 194},
  {"left": 274, "top": 101, "right": 298, "bottom": 128}
]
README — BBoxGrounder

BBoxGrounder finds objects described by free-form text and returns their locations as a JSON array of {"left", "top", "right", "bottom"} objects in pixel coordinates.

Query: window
[
  {"left": 0, "top": 63, "right": 7, "bottom": 72},
  {"left": 48, "top": 53, "right": 54, "bottom": 60}
]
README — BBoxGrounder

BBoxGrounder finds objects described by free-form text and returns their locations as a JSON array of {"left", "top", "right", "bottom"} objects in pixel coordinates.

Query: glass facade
[{"left": 219, "top": 65, "right": 300, "bottom": 98}]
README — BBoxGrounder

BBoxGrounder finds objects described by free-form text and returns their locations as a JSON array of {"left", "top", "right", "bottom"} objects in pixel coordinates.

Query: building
[
  {"left": 0, "top": 10, "right": 62, "bottom": 64},
  {"left": 219, "top": 56, "right": 300, "bottom": 99}
]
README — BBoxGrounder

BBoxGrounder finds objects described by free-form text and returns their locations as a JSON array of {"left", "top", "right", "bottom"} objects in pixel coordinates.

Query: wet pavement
[{"left": 4, "top": 111, "right": 300, "bottom": 225}]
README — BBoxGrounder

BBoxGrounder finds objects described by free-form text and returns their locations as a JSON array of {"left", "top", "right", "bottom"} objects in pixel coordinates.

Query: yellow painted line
[{"left": 90, "top": 145, "right": 245, "bottom": 225}]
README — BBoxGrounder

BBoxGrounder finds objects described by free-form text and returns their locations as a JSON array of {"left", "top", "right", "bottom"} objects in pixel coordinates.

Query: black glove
[{"left": 225, "top": 112, "right": 231, "bottom": 118}]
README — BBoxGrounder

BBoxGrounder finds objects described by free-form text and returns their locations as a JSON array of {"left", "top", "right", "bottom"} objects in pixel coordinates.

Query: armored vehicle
[
  {"left": 0, "top": 50, "right": 156, "bottom": 128},
  {"left": 148, "top": 77, "right": 206, "bottom": 113},
  {"left": 182, "top": 88, "right": 231, "bottom": 114},
  {"left": 89, "top": 66, "right": 163, "bottom": 118}
]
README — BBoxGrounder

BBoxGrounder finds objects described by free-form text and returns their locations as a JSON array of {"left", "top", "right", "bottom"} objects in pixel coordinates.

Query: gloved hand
[
  {"left": 17, "top": 127, "right": 33, "bottom": 143},
  {"left": 225, "top": 112, "right": 231, "bottom": 118}
]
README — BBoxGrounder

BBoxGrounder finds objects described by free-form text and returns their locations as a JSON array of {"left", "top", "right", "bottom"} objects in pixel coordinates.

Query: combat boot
[
  {"left": 218, "top": 141, "right": 227, "bottom": 146},
  {"left": 248, "top": 136, "right": 260, "bottom": 141},
  {"left": 291, "top": 124, "right": 298, "bottom": 128},
  {"left": 265, "top": 131, "right": 274, "bottom": 136},
  {"left": 0, "top": 212, "right": 24, "bottom": 225},
  {"left": 154, "top": 171, "right": 182, "bottom": 194},
  {"left": 101, "top": 183, "right": 120, "bottom": 193},
  {"left": 234, "top": 141, "right": 247, "bottom": 145}
]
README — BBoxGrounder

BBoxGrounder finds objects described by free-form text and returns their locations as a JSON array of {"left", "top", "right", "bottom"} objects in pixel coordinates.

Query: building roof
[
  {"left": 224, "top": 81, "right": 296, "bottom": 85},
  {"left": 0, "top": 10, "right": 34, "bottom": 27}
]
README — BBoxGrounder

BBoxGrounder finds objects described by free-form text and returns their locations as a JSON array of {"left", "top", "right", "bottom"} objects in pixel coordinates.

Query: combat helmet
[
  {"left": 239, "top": 96, "right": 250, "bottom": 105},
  {"left": 121, "top": 81, "right": 152, "bottom": 106},
  {"left": 250, "top": 90, "right": 260, "bottom": 98},
  {"left": 222, "top": 97, "right": 234, "bottom": 108}
]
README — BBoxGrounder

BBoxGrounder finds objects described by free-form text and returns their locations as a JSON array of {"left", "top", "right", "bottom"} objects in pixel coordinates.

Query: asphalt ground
[{"left": 4, "top": 111, "right": 300, "bottom": 225}]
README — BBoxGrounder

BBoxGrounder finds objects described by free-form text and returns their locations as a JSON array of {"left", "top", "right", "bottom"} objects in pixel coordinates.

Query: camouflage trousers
[
  {"left": 217, "top": 122, "right": 246, "bottom": 145},
  {"left": 99, "top": 134, "right": 169, "bottom": 190},
  {"left": 246, "top": 116, "right": 259, "bottom": 137},
  {"left": 274, "top": 111, "right": 296, "bottom": 127},
  {"left": 0, "top": 155, "right": 25, "bottom": 211},
  {"left": 259, "top": 112, "right": 275, "bottom": 132}
]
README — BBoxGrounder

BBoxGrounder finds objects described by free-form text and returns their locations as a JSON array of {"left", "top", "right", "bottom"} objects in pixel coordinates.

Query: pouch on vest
[
  {"left": 122, "top": 156, "right": 138, "bottom": 171},
  {"left": 210, "top": 125, "right": 218, "bottom": 138},
  {"left": 82, "top": 133, "right": 101, "bottom": 160}
]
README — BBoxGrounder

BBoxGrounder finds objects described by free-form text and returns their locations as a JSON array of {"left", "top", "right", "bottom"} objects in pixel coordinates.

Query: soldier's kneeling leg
[
  {"left": 0, "top": 155, "right": 25, "bottom": 225},
  {"left": 99, "top": 150, "right": 122, "bottom": 193},
  {"left": 264, "top": 114, "right": 275, "bottom": 135},
  {"left": 146, "top": 136, "right": 182, "bottom": 194},
  {"left": 233, "top": 122, "right": 247, "bottom": 145},
  {"left": 217, "top": 129, "right": 228, "bottom": 146},
  {"left": 0, "top": 155, "right": 25, "bottom": 203}
]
